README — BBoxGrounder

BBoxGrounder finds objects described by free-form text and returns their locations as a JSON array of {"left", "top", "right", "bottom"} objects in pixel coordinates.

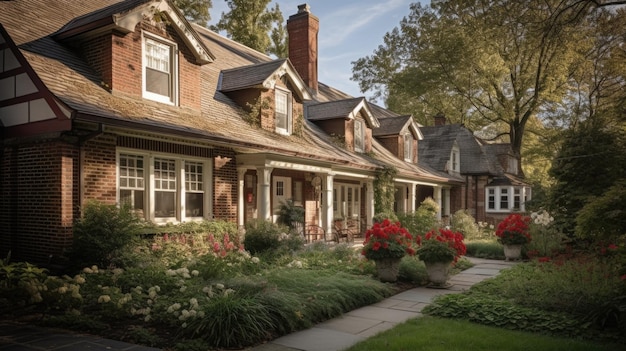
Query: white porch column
[
  {"left": 322, "top": 173, "right": 334, "bottom": 240},
  {"left": 408, "top": 183, "right": 416, "bottom": 213},
  {"left": 443, "top": 187, "right": 451, "bottom": 217},
  {"left": 256, "top": 166, "right": 273, "bottom": 221},
  {"left": 366, "top": 180, "right": 374, "bottom": 228},
  {"left": 434, "top": 185, "right": 442, "bottom": 220},
  {"left": 237, "top": 168, "right": 246, "bottom": 228}
]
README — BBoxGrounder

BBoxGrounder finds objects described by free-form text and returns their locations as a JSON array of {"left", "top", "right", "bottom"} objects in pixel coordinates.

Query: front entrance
[{"left": 272, "top": 176, "right": 292, "bottom": 222}]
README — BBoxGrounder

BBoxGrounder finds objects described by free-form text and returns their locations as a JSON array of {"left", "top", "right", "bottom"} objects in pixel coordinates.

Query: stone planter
[
  {"left": 424, "top": 261, "right": 452, "bottom": 288},
  {"left": 374, "top": 257, "right": 402, "bottom": 282},
  {"left": 503, "top": 244, "right": 523, "bottom": 261}
]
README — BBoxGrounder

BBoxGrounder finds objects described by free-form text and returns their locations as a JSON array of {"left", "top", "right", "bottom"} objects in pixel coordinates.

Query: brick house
[
  {"left": 419, "top": 115, "right": 531, "bottom": 224},
  {"left": 0, "top": 0, "right": 467, "bottom": 264}
]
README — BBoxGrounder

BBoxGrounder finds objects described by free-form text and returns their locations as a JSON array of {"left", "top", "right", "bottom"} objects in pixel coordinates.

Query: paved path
[{"left": 0, "top": 258, "right": 516, "bottom": 351}]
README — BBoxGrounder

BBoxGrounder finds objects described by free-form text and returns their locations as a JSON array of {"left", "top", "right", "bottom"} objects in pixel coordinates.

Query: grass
[{"left": 345, "top": 316, "right": 625, "bottom": 351}]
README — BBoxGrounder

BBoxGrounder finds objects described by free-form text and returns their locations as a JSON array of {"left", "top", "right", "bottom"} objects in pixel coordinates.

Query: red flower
[
  {"left": 495, "top": 214, "right": 531, "bottom": 245},
  {"left": 361, "top": 219, "right": 416, "bottom": 260}
]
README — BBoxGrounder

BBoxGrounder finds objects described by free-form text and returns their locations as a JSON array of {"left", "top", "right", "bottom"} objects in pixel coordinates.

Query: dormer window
[
  {"left": 404, "top": 132, "right": 413, "bottom": 162},
  {"left": 275, "top": 88, "right": 292, "bottom": 135},
  {"left": 143, "top": 35, "right": 178, "bottom": 105},
  {"left": 450, "top": 144, "right": 460, "bottom": 173},
  {"left": 354, "top": 119, "right": 364, "bottom": 152}
]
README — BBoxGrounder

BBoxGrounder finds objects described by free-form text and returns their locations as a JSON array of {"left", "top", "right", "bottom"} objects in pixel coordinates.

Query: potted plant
[
  {"left": 495, "top": 213, "right": 531, "bottom": 261},
  {"left": 417, "top": 228, "right": 466, "bottom": 287},
  {"left": 361, "top": 219, "right": 415, "bottom": 282}
]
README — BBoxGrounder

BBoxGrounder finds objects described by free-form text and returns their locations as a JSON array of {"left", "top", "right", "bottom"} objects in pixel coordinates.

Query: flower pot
[
  {"left": 503, "top": 244, "right": 522, "bottom": 261},
  {"left": 424, "top": 261, "right": 452, "bottom": 288},
  {"left": 374, "top": 257, "right": 402, "bottom": 282}
]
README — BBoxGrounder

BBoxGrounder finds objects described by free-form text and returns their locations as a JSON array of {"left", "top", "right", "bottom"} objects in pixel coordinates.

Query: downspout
[
  {"left": 474, "top": 175, "right": 478, "bottom": 221},
  {"left": 465, "top": 175, "right": 469, "bottom": 212}
]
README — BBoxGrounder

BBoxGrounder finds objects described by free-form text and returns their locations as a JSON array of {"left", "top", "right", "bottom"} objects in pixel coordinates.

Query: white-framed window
[
  {"left": 275, "top": 88, "right": 292, "bottom": 135},
  {"left": 143, "top": 34, "right": 178, "bottom": 105},
  {"left": 354, "top": 119, "right": 364, "bottom": 152},
  {"left": 117, "top": 150, "right": 211, "bottom": 223},
  {"left": 486, "top": 186, "right": 531, "bottom": 212},
  {"left": 450, "top": 144, "right": 460, "bottom": 173},
  {"left": 333, "top": 183, "right": 360, "bottom": 220},
  {"left": 403, "top": 132, "right": 413, "bottom": 162}
]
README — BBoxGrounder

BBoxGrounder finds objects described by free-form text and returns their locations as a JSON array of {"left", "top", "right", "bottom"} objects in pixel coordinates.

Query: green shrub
[
  {"left": 450, "top": 210, "right": 480, "bottom": 240},
  {"left": 398, "top": 256, "right": 427, "bottom": 284},
  {"left": 0, "top": 254, "right": 48, "bottom": 311},
  {"left": 276, "top": 199, "right": 305, "bottom": 231},
  {"left": 243, "top": 219, "right": 287, "bottom": 255},
  {"left": 68, "top": 201, "right": 141, "bottom": 269},
  {"left": 465, "top": 240, "right": 505, "bottom": 259},
  {"left": 398, "top": 198, "right": 440, "bottom": 236}
]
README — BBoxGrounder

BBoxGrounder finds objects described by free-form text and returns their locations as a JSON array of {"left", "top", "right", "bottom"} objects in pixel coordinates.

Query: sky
[{"left": 208, "top": 0, "right": 424, "bottom": 101}]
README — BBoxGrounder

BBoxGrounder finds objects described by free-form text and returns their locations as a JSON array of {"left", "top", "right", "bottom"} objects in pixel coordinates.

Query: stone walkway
[{"left": 0, "top": 258, "right": 516, "bottom": 351}]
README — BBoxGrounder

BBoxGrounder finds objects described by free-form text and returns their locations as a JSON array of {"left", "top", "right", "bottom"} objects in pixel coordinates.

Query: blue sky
[{"left": 209, "top": 1, "right": 422, "bottom": 100}]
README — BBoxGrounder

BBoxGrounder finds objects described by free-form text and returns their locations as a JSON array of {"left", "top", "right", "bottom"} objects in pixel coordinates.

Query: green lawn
[{"left": 345, "top": 316, "right": 625, "bottom": 351}]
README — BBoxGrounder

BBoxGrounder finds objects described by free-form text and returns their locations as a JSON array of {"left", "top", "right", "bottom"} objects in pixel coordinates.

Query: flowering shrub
[
  {"left": 495, "top": 214, "right": 531, "bottom": 245},
  {"left": 417, "top": 228, "right": 466, "bottom": 264},
  {"left": 361, "top": 219, "right": 415, "bottom": 260}
]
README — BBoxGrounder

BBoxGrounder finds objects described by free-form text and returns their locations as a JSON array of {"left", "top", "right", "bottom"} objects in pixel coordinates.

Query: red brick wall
[
  {"left": 80, "top": 21, "right": 202, "bottom": 110},
  {"left": 82, "top": 134, "right": 118, "bottom": 204},
  {"left": 287, "top": 8, "right": 319, "bottom": 92},
  {"left": 213, "top": 147, "right": 238, "bottom": 222},
  {"left": 0, "top": 140, "right": 79, "bottom": 265}
]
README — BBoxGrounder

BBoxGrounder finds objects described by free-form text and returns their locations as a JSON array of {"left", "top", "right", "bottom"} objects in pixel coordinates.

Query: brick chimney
[
  {"left": 434, "top": 113, "right": 447, "bottom": 126},
  {"left": 287, "top": 4, "right": 319, "bottom": 94}
]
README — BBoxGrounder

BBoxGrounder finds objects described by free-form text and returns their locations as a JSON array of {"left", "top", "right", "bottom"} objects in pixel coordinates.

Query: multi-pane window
[
  {"left": 185, "top": 162, "right": 204, "bottom": 217},
  {"left": 275, "top": 89, "right": 291, "bottom": 134},
  {"left": 154, "top": 158, "right": 177, "bottom": 219},
  {"left": 144, "top": 36, "right": 176, "bottom": 104},
  {"left": 117, "top": 152, "right": 209, "bottom": 222},
  {"left": 486, "top": 186, "right": 531, "bottom": 212},
  {"left": 354, "top": 120, "right": 364, "bottom": 152},
  {"left": 119, "top": 154, "right": 145, "bottom": 213},
  {"left": 450, "top": 145, "right": 460, "bottom": 173},
  {"left": 404, "top": 133, "right": 412, "bottom": 162}
]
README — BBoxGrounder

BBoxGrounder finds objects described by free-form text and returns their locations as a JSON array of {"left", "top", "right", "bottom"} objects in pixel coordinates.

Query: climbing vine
[
  {"left": 373, "top": 166, "right": 398, "bottom": 222},
  {"left": 244, "top": 96, "right": 271, "bottom": 128}
]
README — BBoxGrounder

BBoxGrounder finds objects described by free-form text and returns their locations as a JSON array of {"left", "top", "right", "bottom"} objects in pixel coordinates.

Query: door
[{"left": 272, "top": 176, "right": 292, "bottom": 222}]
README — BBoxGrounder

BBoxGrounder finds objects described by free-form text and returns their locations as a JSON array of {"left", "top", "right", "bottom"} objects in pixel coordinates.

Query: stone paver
[{"left": 0, "top": 257, "right": 515, "bottom": 351}]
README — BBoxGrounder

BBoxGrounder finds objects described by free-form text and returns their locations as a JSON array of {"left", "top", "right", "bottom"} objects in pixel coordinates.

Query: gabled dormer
[
  {"left": 306, "top": 97, "right": 379, "bottom": 153},
  {"left": 448, "top": 141, "right": 460, "bottom": 174},
  {"left": 373, "top": 115, "right": 422, "bottom": 163},
  {"left": 485, "top": 144, "right": 520, "bottom": 176},
  {"left": 53, "top": 0, "right": 214, "bottom": 110},
  {"left": 219, "top": 59, "right": 312, "bottom": 136}
]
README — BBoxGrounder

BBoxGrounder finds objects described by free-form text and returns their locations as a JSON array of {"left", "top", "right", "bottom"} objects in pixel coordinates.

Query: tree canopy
[
  {"left": 210, "top": 0, "right": 287, "bottom": 58},
  {"left": 172, "top": 0, "right": 212, "bottom": 26},
  {"left": 351, "top": 0, "right": 625, "bottom": 165}
]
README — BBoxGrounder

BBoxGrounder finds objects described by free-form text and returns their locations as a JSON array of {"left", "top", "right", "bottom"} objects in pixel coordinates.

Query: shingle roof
[
  {"left": 0, "top": 0, "right": 452, "bottom": 184},
  {"left": 306, "top": 98, "right": 365, "bottom": 120},
  {"left": 373, "top": 115, "right": 412, "bottom": 136},
  {"left": 419, "top": 124, "right": 503, "bottom": 175},
  {"left": 220, "top": 60, "right": 288, "bottom": 92}
]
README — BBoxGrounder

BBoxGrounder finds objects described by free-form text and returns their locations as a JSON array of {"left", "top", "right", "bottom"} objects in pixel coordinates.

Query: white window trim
[
  {"left": 117, "top": 149, "right": 212, "bottom": 224},
  {"left": 275, "top": 87, "right": 292, "bottom": 135},
  {"left": 142, "top": 32, "right": 178, "bottom": 105},
  {"left": 485, "top": 185, "right": 531, "bottom": 213},
  {"left": 404, "top": 133, "right": 413, "bottom": 162},
  {"left": 354, "top": 119, "right": 364, "bottom": 153},
  {"left": 450, "top": 145, "right": 460, "bottom": 173}
]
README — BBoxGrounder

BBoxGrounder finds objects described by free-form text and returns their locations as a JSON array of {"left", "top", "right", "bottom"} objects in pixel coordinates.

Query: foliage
[
  {"left": 450, "top": 209, "right": 480, "bottom": 239},
  {"left": 526, "top": 209, "right": 566, "bottom": 258},
  {"left": 68, "top": 201, "right": 141, "bottom": 270},
  {"left": 345, "top": 316, "right": 618, "bottom": 351},
  {"left": 172, "top": 0, "right": 211, "bottom": 26},
  {"left": 243, "top": 219, "right": 289, "bottom": 255},
  {"left": 373, "top": 166, "right": 398, "bottom": 221},
  {"left": 576, "top": 180, "right": 626, "bottom": 241},
  {"left": 0, "top": 253, "right": 48, "bottom": 311},
  {"left": 351, "top": 0, "right": 588, "bottom": 160},
  {"left": 276, "top": 199, "right": 305, "bottom": 230},
  {"left": 471, "top": 257, "right": 624, "bottom": 325},
  {"left": 417, "top": 228, "right": 466, "bottom": 264},
  {"left": 424, "top": 293, "right": 590, "bottom": 338},
  {"left": 495, "top": 214, "right": 532, "bottom": 245},
  {"left": 465, "top": 240, "right": 505, "bottom": 260},
  {"left": 210, "top": 0, "right": 286, "bottom": 57},
  {"left": 549, "top": 119, "right": 626, "bottom": 237},
  {"left": 361, "top": 219, "right": 415, "bottom": 260},
  {"left": 397, "top": 197, "right": 440, "bottom": 236},
  {"left": 397, "top": 256, "right": 427, "bottom": 284}
]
